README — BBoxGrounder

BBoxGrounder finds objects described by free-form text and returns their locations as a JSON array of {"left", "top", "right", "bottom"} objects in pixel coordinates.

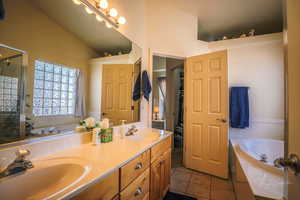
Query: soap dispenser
[{"left": 120, "top": 120, "right": 127, "bottom": 139}]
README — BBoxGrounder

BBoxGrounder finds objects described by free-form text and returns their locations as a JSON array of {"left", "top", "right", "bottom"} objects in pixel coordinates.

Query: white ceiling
[{"left": 31, "top": 0, "right": 132, "bottom": 55}]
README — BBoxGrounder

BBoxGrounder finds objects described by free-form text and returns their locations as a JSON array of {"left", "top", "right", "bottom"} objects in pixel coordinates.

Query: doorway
[{"left": 151, "top": 55, "right": 185, "bottom": 168}]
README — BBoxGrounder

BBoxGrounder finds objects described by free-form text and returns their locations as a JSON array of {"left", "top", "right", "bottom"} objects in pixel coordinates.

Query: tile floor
[{"left": 170, "top": 167, "right": 236, "bottom": 200}]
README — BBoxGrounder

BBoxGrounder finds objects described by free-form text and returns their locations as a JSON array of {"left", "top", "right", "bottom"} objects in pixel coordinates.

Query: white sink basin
[{"left": 0, "top": 157, "right": 91, "bottom": 200}]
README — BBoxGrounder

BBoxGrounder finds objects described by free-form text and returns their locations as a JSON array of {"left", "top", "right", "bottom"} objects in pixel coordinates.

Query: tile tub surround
[
  {"left": 0, "top": 128, "right": 172, "bottom": 200},
  {"left": 230, "top": 139, "right": 284, "bottom": 200}
]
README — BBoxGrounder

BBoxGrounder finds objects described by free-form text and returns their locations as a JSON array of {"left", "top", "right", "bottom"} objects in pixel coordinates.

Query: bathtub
[
  {"left": 238, "top": 139, "right": 284, "bottom": 169},
  {"left": 230, "top": 138, "right": 284, "bottom": 200}
]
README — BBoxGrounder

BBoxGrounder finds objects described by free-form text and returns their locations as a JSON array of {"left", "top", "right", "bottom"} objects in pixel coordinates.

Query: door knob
[
  {"left": 102, "top": 112, "right": 107, "bottom": 116},
  {"left": 216, "top": 118, "right": 227, "bottom": 123},
  {"left": 274, "top": 154, "right": 300, "bottom": 175}
]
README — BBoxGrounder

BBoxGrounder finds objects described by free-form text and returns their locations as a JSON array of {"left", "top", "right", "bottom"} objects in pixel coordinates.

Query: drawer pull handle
[
  {"left": 135, "top": 162, "right": 143, "bottom": 170},
  {"left": 134, "top": 187, "right": 142, "bottom": 196}
]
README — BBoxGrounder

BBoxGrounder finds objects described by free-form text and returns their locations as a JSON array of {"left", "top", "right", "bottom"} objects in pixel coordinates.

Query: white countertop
[
  {"left": 230, "top": 139, "right": 284, "bottom": 200},
  {"left": 31, "top": 128, "right": 172, "bottom": 200}
]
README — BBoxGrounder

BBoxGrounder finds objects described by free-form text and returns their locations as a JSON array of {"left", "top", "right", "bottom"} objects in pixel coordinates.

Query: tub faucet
[
  {"left": 0, "top": 149, "right": 34, "bottom": 178},
  {"left": 259, "top": 154, "right": 268, "bottom": 163}
]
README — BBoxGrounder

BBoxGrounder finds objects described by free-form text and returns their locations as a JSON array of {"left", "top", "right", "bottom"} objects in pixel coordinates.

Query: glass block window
[
  {"left": 33, "top": 60, "right": 77, "bottom": 116},
  {"left": 0, "top": 75, "right": 18, "bottom": 112}
]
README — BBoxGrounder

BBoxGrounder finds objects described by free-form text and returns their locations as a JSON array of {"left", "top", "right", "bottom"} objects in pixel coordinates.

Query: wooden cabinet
[
  {"left": 72, "top": 170, "right": 119, "bottom": 200},
  {"left": 120, "top": 169, "right": 150, "bottom": 200},
  {"left": 121, "top": 150, "right": 150, "bottom": 190},
  {"left": 151, "top": 137, "right": 171, "bottom": 163},
  {"left": 161, "top": 149, "right": 171, "bottom": 196},
  {"left": 150, "top": 148, "right": 171, "bottom": 200},
  {"left": 72, "top": 136, "right": 171, "bottom": 200}
]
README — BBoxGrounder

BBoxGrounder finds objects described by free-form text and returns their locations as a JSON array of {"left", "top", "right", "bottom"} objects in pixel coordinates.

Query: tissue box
[{"left": 100, "top": 128, "right": 113, "bottom": 143}]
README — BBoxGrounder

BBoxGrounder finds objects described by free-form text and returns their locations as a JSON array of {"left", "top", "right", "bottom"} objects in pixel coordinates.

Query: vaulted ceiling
[{"left": 32, "top": 0, "right": 132, "bottom": 55}]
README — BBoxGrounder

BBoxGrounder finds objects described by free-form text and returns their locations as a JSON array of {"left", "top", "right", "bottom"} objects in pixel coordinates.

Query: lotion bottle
[{"left": 120, "top": 120, "right": 127, "bottom": 139}]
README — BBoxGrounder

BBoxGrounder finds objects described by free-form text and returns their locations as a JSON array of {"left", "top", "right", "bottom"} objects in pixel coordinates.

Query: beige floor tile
[
  {"left": 190, "top": 173, "right": 211, "bottom": 185},
  {"left": 211, "top": 177, "right": 233, "bottom": 191},
  {"left": 173, "top": 166, "right": 195, "bottom": 174},
  {"left": 170, "top": 176, "right": 189, "bottom": 194},
  {"left": 186, "top": 181, "right": 211, "bottom": 199},
  {"left": 172, "top": 168, "right": 192, "bottom": 182},
  {"left": 210, "top": 189, "right": 235, "bottom": 200}
]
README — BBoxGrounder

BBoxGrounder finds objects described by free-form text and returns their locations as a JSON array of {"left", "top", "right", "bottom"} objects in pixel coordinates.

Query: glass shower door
[{"left": 0, "top": 47, "right": 25, "bottom": 144}]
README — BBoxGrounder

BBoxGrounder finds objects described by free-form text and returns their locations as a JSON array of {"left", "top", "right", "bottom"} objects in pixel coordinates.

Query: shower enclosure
[{"left": 0, "top": 44, "right": 26, "bottom": 144}]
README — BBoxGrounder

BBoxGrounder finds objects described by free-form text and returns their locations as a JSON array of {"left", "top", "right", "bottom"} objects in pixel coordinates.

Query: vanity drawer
[
  {"left": 151, "top": 136, "right": 171, "bottom": 163},
  {"left": 120, "top": 168, "right": 150, "bottom": 200},
  {"left": 72, "top": 170, "right": 119, "bottom": 200},
  {"left": 120, "top": 150, "right": 150, "bottom": 190}
]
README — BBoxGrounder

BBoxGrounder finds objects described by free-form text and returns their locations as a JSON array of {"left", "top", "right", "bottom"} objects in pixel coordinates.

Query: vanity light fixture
[
  {"left": 96, "top": 15, "right": 104, "bottom": 22},
  {"left": 73, "top": 0, "right": 126, "bottom": 29},
  {"left": 72, "top": 0, "right": 81, "bottom": 5},
  {"left": 109, "top": 8, "right": 118, "bottom": 17},
  {"left": 105, "top": 22, "right": 112, "bottom": 28},
  {"left": 85, "top": 7, "right": 93, "bottom": 14},
  {"left": 117, "top": 16, "right": 126, "bottom": 25},
  {"left": 99, "top": 0, "right": 109, "bottom": 9}
]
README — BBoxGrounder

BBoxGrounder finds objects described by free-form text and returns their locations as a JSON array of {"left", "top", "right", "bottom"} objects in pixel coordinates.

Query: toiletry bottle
[
  {"left": 92, "top": 128, "right": 101, "bottom": 145},
  {"left": 120, "top": 120, "right": 127, "bottom": 139}
]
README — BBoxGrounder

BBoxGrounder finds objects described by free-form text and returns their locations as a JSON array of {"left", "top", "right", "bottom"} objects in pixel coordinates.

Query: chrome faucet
[
  {"left": 0, "top": 149, "right": 34, "bottom": 178},
  {"left": 125, "top": 125, "right": 138, "bottom": 136}
]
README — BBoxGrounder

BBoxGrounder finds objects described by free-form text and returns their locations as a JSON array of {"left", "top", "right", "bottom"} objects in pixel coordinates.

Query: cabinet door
[
  {"left": 72, "top": 170, "right": 119, "bottom": 200},
  {"left": 161, "top": 149, "right": 171, "bottom": 197},
  {"left": 150, "top": 158, "right": 162, "bottom": 200}
]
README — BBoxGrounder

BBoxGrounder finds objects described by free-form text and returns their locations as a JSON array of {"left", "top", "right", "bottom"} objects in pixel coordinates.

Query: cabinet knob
[
  {"left": 134, "top": 187, "right": 142, "bottom": 196},
  {"left": 134, "top": 162, "right": 143, "bottom": 170}
]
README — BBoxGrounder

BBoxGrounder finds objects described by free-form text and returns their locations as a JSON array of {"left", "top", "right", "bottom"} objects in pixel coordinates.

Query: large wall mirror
[{"left": 0, "top": 0, "right": 142, "bottom": 145}]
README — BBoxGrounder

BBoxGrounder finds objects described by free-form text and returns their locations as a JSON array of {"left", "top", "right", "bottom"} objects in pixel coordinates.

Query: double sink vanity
[{"left": 0, "top": 128, "right": 172, "bottom": 200}]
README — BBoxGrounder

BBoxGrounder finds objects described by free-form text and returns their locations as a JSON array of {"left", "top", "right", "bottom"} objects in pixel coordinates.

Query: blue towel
[
  {"left": 142, "top": 70, "right": 152, "bottom": 101},
  {"left": 132, "top": 73, "right": 141, "bottom": 101},
  {"left": 230, "top": 87, "right": 249, "bottom": 128},
  {"left": 0, "top": 0, "right": 5, "bottom": 20}
]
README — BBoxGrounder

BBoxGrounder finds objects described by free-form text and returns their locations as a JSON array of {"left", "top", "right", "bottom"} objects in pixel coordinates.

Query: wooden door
[
  {"left": 150, "top": 158, "right": 162, "bottom": 200},
  {"left": 102, "top": 66, "right": 116, "bottom": 124},
  {"left": 101, "top": 64, "right": 134, "bottom": 126},
  {"left": 285, "top": 0, "right": 300, "bottom": 199},
  {"left": 184, "top": 50, "right": 229, "bottom": 179},
  {"left": 115, "top": 64, "right": 134, "bottom": 124}
]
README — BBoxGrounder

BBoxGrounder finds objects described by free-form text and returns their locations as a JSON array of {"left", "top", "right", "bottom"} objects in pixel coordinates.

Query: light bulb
[
  {"left": 85, "top": 7, "right": 93, "bottom": 14},
  {"left": 109, "top": 8, "right": 118, "bottom": 17},
  {"left": 99, "top": 0, "right": 108, "bottom": 9},
  {"left": 96, "top": 15, "right": 103, "bottom": 22},
  {"left": 117, "top": 16, "right": 126, "bottom": 24},
  {"left": 106, "top": 22, "right": 112, "bottom": 28},
  {"left": 72, "top": 0, "right": 81, "bottom": 5}
]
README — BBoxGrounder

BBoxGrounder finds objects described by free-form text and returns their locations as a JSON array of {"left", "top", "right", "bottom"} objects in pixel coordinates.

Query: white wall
[{"left": 209, "top": 33, "right": 284, "bottom": 140}]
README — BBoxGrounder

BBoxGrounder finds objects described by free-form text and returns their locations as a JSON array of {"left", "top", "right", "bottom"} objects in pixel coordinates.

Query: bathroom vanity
[
  {"left": 0, "top": 128, "right": 172, "bottom": 200},
  {"left": 72, "top": 132, "right": 171, "bottom": 200}
]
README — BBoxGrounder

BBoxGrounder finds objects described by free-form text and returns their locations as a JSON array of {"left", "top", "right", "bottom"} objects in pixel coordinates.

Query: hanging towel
[
  {"left": 230, "top": 87, "right": 249, "bottom": 128},
  {"left": 142, "top": 70, "right": 152, "bottom": 101},
  {"left": 132, "top": 73, "right": 141, "bottom": 101},
  {"left": 0, "top": 0, "right": 5, "bottom": 20}
]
